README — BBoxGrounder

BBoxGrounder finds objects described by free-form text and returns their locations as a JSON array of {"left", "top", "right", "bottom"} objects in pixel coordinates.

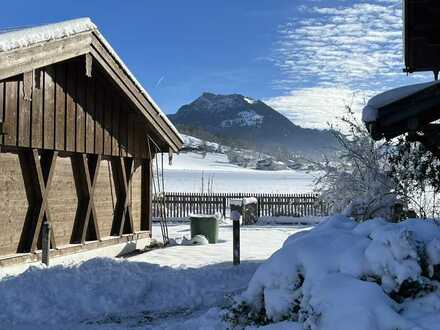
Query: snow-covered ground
[
  {"left": 231, "top": 216, "right": 440, "bottom": 330},
  {"left": 162, "top": 152, "right": 316, "bottom": 193},
  {"left": 0, "top": 222, "right": 312, "bottom": 330},
  {"left": 2, "top": 216, "right": 439, "bottom": 329}
]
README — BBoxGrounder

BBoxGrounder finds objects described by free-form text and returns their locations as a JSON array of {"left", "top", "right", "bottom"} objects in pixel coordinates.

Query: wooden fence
[{"left": 153, "top": 192, "right": 329, "bottom": 218}]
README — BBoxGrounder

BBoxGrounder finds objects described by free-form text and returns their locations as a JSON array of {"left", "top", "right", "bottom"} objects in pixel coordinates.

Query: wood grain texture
[
  {"left": 31, "top": 69, "right": 44, "bottom": 149},
  {"left": 103, "top": 83, "right": 112, "bottom": 156},
  {"left": 55, "top": 63, "right": 66, "bottom": 151},
  {"left": 43, "top": 67, "right": 55, "bottom": 149},
  {"left": 94, "top": 79, "right": 104, "bottom": 154},
  {"left": 76, "top": 62, "right": 86, "bottom": 153},
  {"left": 65, "top": 61, "right": 76, "bottom": 152},
  {"left": 85, "top": 74, "right": 95, "bottom": 154},
  {"left": 111, "top": 96, "right": 120, "bottom": 156},
  {"left": 4, "top": 78, "right": 18, "bottom": 146},
  {"left": 18, "top": 75, "right": 31, "bottom": 148}
]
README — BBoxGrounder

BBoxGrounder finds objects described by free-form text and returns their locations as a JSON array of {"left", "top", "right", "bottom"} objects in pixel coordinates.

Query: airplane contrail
[{"left": 155, "top": 76, "right": 165, "bottom": 87}]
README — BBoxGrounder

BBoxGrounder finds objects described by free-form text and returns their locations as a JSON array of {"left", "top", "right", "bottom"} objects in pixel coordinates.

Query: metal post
[
  {"left": 222, "top": 197, "right": 227, "bottom": 219},
  {"left": 42, "top": 221, "right": 50, "bottom": 266},
  {"left": 233, "top": 218, "right": 240, "bottom": 265},
  {"left": 230, "top": 199, "right": 242, "bottom": 266}
]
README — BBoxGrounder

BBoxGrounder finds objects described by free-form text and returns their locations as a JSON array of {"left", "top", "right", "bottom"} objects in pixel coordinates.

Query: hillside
[{"left": 168, "top": 92, "right": 337, "bottom": 158}]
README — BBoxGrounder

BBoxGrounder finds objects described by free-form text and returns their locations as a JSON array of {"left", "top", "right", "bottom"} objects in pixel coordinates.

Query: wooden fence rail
[{"left": 153, "top": 192, "right": 329, "bottom": 218}]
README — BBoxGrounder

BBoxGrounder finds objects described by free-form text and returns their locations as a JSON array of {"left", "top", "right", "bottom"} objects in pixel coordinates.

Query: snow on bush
[
  {"left": 226, "top": 215, "right": 440, "bottom": 329},
  {"left": 315, "top": 109, "right": 399, "bottom": 221}
]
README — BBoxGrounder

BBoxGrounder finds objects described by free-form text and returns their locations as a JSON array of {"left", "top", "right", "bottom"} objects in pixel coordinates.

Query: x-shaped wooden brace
[
  {"left": 110, "top": 157, "right": 134, "bottom": 236},
  {"left": 71, "top": 154, "right": 101, "bottom": 244},
  {"left": 18, "top": 149, "right": 57, "bottom": 253}
]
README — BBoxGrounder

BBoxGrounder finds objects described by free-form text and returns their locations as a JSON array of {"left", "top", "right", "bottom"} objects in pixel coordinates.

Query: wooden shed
[{"left": 0, "top": 18, "right": 183, "bottom": 264}]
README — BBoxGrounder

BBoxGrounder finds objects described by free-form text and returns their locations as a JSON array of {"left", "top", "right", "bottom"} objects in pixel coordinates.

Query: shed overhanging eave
[{"left": 363, "top": 81, "right": 440, "bottom": 141}]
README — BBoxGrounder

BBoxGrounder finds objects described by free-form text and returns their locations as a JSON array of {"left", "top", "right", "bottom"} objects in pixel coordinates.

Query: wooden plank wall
[
  {"left": 0, "top": 153, "right": 146, "bottom": 256},
  {"left": 0, "top": 56, "right": 153, "bottom": 159}
]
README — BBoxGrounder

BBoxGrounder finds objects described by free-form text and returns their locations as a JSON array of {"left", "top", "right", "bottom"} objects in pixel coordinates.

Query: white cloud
[
  {"left": 269, "top": 0, "right": 431, "bottom": 128},
  {"left": 265, "top": 86, "right": 371, "bottom": 129}
]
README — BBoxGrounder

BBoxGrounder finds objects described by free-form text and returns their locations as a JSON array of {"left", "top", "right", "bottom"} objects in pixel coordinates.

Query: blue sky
[{"left": 0, "top": 0, "right": 432, "bottom": 128}]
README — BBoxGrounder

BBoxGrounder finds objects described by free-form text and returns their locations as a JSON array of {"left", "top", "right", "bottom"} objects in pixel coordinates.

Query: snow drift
[
  {"left": 0, "top": 258, "right": 258, "bottom": 328},
  {"left": 227, "top": 215, "right": 440, "bottom": 329}
]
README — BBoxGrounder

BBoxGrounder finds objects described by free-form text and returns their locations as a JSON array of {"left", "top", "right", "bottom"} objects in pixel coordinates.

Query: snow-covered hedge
[{"left": 226, "top": 215, "right": 440, "bottom": 329}]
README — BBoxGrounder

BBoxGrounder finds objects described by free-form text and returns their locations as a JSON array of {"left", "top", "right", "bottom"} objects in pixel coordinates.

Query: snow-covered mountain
[{"left": 169, "top": 92, "right": 337, "bottom": 157}]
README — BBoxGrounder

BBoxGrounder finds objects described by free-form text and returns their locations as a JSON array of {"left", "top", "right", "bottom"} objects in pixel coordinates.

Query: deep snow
[
  {"left": 0, "top": 223, "right": 310, "bottom": 330},
  {"left": 3, "top": 216, "right": 437, "bottom": 330},
  {"left": 234, "top": 215, "right": 440, "bottom": 330}
]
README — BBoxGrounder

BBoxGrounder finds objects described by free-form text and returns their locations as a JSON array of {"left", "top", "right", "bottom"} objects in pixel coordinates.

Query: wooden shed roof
[
  {"left": 0, "top": 18, "right": 183, "bottom": 152},
  {"left": 363, "top": 81, "right": 440, "bottom": 140}
]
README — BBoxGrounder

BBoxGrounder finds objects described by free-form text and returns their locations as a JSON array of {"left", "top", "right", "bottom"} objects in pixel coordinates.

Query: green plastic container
[{"left": 190, "top": 214, "right": 219, "bottom": 244}]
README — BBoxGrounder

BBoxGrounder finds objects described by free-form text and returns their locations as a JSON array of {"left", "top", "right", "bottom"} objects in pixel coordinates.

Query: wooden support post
[
  {"left": 141, "top": 159, "right": 152, "bottom": 233},
  {"left": 18, "top": 149, "right": 57, "bottom": 253},
  {"left": 71, "top": 154, "right": 101, "bottom": 244},
  {"left": 111, "top": 157, "right": 134, "bottom": 236}
]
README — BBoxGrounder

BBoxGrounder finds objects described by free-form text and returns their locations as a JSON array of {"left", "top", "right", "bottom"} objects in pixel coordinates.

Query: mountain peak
[
  {"left": 192, "top": 92, "right": 259, "bottom": 112},
  {"left": 168, "top": 92, "right": 337, "bottom": 157}
]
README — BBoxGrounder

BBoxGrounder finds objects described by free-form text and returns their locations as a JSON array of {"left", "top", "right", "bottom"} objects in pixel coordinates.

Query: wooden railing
[{"left": 153, "top": 192, "right": 329, "bottom": 218}]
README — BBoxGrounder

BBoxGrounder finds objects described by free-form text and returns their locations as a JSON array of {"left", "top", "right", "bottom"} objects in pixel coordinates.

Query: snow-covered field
[
  {"left": 162, "top": 152, "right": 316, "bottom": 193},
  {"left": 0, "top": 222, "right": 311, "bottom": 330}
]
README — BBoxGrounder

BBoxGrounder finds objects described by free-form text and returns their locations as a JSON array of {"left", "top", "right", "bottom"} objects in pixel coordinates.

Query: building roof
[
  {"left": 363, "top": 81, "right": 440, "bottom": 140},
  {"left": 0, "top": 18, "right": 183, "bottom": 152}
]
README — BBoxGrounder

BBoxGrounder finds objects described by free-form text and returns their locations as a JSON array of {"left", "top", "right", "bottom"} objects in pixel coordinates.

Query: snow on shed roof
[
  {"left": 0, "top": 18, "right": 183, "bottom": 147},
  {"left": 362, "top": 81, "right": 440, "bottom": 123},
  {"left": 0, "top": 18, "right": 96, "bottom": 52}
]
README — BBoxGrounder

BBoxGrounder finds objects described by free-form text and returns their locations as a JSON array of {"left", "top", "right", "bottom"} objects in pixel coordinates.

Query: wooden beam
[
  {"left": 71, "top": 154, "right": 101, "bottom": 244},
  {"left": 17, "top": 149, "right": 58, "bottom": 253},
  {"left": 110, "top": 157, "right": 134, "bottom": 236},
  {"left": 0, "top": 33, "right": 92, "bottom": 81}
]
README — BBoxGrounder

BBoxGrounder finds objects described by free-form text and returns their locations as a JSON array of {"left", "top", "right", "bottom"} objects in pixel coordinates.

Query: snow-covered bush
[
  {"left": 389, "top": 137, "right": 440, "bottom": 219},
  {"left": 314, "top": 108, "right": 399, "bottom": 220},
  {"left": 225, "top": 215, "right": 440, "bottom": 329}
]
